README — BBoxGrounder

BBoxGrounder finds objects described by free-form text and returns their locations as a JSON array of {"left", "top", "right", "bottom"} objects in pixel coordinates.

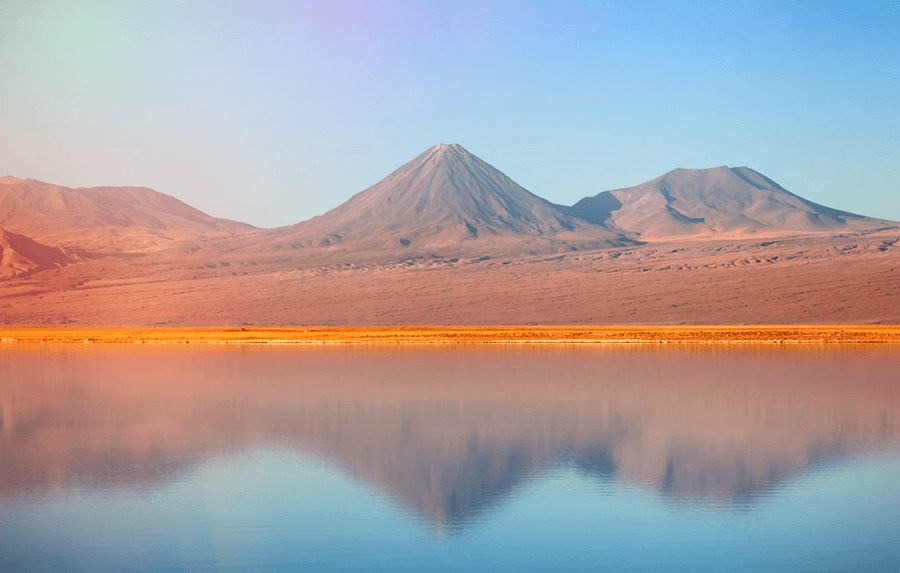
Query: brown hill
[
  {"left": 568, "top": 166, "right": 896, "bottom": 238},
  {"left": 260, "top": 144, "right": 629, "bottom": 260},
  {"left": 0, "top": 228, "right": 76, "bottom": 279},
  {"left": 0, "top": 176, "right": 253, "bottom": 250}
]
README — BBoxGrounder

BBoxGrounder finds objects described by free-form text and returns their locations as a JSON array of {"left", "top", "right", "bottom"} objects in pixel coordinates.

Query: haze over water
[{"left": 1, "top": 344, "right": 899, "bottom": 571}]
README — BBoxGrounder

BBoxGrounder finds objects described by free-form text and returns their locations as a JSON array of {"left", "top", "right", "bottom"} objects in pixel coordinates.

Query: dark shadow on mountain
[{"left": 567, "top": 192, "right": 622, "bottom": 225}]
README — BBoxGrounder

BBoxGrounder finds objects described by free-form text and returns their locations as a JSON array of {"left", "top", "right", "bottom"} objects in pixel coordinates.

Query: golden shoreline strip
[{"left": 0, "top": 326, "right": 899, "bottom": 344}]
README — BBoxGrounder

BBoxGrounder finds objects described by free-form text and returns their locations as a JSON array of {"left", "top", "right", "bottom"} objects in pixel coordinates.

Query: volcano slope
[
  {"left": 235, "top": 143, "right": 630, "bottom": 264},
  {"left": 569, "top": 166, "right": 894, "bottom": 239},
  {"left": 0, "top": 147, "right": 897, "bottom": 326}
]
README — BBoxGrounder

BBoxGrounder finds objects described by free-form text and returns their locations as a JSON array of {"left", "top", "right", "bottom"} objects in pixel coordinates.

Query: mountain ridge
[
  {"left": 261, "top": 143, "right": 630, "bottom": 259},
  {"left": 569, "top": 165, "right": 892, "bottom": 238},
  {"left": 2, "top": 146, "right": 896, "bottom": 271},
  {"left": 0, "top": 176, "right": 253, "bottom": 244},
  {"left": 4, "top": 151, "right": 895, "bottom": 253},
  {"left": 0, "top": 176, "right": 254, "bottom": 250}
]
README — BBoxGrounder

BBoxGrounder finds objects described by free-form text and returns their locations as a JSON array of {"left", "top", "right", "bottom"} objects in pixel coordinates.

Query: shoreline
[{"left": 1, "top": 325, "right": 899, "bottom": 344}]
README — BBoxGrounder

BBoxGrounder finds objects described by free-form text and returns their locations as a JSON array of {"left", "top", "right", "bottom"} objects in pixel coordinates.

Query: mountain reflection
[{"left": 1, "top": 345, "right": 898, "bottom": 527}]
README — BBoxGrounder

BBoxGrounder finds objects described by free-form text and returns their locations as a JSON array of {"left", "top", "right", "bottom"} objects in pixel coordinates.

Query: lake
[{"left": 1, "top": 344, "right": 898, "bottom": 572}]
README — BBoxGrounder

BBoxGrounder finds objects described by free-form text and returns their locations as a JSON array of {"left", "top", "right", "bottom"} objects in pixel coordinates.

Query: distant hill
[
  {"left": 0, "top": 176, "right": 253, "bottom": 250},
  {"left": 568, "top": 166, "right": 895, "bottom": 238},
  {"left": 264, "top": 144, "right": 629, "bottom": 259}
]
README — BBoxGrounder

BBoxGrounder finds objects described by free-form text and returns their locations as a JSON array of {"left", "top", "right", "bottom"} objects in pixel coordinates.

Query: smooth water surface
[{"left": 1, "top": 344, "right": 899, "bottom": 572}]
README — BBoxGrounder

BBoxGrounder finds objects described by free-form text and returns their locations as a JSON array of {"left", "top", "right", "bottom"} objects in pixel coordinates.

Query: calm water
[{"left": 1, "top": 344, "right": 899, "bottom": 572}]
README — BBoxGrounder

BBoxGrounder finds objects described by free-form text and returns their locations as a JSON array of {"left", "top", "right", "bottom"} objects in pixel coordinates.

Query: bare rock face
[
  {"left": 569, "top": 166, "right": 896, "bottom": 238},
  {"left": 268, "top": 144, "right": 629, "bottom": 258},
  {"left": 0, "top": 228, "right": 75, "bottom": 278}
]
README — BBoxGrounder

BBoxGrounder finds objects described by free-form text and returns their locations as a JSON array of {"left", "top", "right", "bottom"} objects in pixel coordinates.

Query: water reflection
[{"left": 1, "top": 345, "right": 898, "bottom": 529}]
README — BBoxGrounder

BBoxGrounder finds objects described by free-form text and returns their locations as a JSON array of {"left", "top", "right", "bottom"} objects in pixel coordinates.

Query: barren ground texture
[{"left": 0, "top": 229, "right": 898, "bottom": 329}]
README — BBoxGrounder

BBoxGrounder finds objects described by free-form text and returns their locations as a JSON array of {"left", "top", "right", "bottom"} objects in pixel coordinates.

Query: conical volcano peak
[
  {"left": 281, "top": 143, "right": 627, "bottom": 256},
  {"left": 430, "top": 143, "right": 463, "bottom": 152},
  {"left": 422, "top": 143, "right": 473, "bottom": 165}
]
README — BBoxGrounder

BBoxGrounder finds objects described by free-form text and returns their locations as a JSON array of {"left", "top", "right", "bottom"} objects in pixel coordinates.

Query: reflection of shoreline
[
  {"left": 2, "top": 325, "right": 900, "bottom": 344},
  {"left": 1, "top": 345, "right": 898, "bottom": 526}
]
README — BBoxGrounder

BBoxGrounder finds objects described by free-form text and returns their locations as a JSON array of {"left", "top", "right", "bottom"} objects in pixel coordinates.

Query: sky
[{"left": 0, "top": 0, "right": 897, "bottom": 228}]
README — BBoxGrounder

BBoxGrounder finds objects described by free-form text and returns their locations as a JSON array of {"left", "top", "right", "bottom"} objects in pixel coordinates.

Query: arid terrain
[{"left": 1, "top": 145, "right": 897, "bottom": 326}]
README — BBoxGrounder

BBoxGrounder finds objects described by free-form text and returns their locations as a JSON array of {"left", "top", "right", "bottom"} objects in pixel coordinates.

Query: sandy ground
[{"left": 1, "top": 231, "right": 897, "bottom": 326}]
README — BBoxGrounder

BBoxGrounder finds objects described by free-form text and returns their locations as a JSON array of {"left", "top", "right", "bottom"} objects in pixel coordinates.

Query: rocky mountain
[
  {"left": 568, "top": 166, "right": 895, "bottom": 238},
  {"left": 0, "top": 176, "right": 253, "bottom": 250},
  {"left": 265, "top": 144, "right": 629, "bottom": 259}
]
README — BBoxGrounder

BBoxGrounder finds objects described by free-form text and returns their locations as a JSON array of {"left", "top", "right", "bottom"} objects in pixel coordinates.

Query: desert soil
[{"left": 1, "top": 231, "right": 897, "bottom": 327}]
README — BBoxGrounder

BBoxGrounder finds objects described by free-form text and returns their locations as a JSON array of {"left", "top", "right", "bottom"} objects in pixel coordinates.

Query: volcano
[
  {"left": 568, "top": 166, "right": 894, "bottom": 238},
  {"left": 267, "top": 144, "right": 628, "bottom": 259}
]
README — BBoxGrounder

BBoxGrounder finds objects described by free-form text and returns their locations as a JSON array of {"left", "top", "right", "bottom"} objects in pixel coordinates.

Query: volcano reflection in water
[{"left": 2, "top": 345, "right": 898, "bottom": 526}]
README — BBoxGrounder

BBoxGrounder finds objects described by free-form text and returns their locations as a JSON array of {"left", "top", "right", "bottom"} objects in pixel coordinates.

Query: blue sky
[{"left": 1, "top": 1, "right": 897, "bottom": 227}]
